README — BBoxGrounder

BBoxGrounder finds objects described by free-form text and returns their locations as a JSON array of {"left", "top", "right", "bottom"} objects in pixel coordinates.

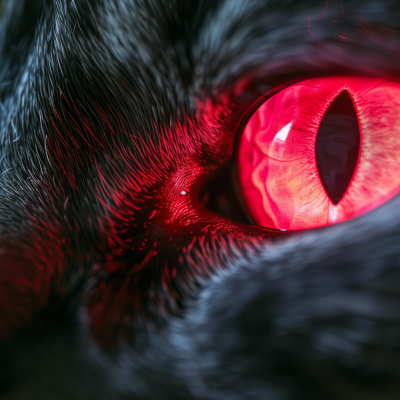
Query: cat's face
[{"left": 1, "top": 0, "right": 400, "bottom": 398}]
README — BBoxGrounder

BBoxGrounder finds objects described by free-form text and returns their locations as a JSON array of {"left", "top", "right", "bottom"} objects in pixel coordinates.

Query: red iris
[{"left": 237, "top": 77, "right": 400, "bottom": 230}]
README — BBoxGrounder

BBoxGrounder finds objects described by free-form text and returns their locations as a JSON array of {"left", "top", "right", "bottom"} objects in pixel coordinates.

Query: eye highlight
[{"left": 237, "top": 77, "right": 400, "bottom": 230}]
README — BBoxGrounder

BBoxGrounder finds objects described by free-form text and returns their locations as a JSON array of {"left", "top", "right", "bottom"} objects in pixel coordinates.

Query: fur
[{"left": 1, "top": 0, "right": 400, "bottom": 398}]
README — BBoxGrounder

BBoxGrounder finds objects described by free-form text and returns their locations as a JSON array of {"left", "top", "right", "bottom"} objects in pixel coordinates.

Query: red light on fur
[{"left": 238, "top": 77, "right": 400, "bottom": 230}]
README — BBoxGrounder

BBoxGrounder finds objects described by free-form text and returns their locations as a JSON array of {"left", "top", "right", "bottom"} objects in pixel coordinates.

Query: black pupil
[{"left": 315, "top": 90, "right": 360, "bottom": 205}]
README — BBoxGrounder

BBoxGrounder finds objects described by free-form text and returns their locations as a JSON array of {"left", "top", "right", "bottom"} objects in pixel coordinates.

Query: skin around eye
[{"left": 237, "top": 76, "right": 400, "bottom": 230}]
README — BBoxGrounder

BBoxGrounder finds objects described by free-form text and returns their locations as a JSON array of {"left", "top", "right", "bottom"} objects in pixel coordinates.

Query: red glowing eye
[{"left": 237, "top": 77, "right": 400, "bottom": 230}]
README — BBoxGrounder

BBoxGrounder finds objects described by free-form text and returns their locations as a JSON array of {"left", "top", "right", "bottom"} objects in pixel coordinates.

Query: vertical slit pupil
[{"left": 315, "top": 91, "right": 360, "bottom": 204}]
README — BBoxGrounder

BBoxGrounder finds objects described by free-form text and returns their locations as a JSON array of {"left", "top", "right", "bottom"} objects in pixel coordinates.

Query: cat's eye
[{"left": 237, "top": 77, "right": 400, "bottom": 230}]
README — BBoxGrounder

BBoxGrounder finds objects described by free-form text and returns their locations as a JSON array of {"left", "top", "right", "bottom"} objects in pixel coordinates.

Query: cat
[{"left": 1, "top": 0, "right": 400, "bottom": 398}]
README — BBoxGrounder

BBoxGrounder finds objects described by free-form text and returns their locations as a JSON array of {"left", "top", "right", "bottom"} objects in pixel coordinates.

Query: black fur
[{"left": 1, "top": 0, "right": 400, "bottom": 398}]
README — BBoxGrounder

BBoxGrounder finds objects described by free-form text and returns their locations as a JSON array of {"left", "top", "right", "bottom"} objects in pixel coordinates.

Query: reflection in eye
[{"left": 237, "top": 77, "right": 400, "bottom": 230}]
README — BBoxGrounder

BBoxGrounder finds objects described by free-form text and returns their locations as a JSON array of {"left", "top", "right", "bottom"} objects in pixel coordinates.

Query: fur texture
[{"left": 1, "top": 0, "right": 400, "bottom": 398}]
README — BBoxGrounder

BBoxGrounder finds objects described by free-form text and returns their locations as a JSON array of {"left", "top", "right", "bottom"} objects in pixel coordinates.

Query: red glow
[
  {"left": 0, "top": 224, "right": 65, "bottom": 342},
  {"left": 238, "top": 77, "right": 400, "bottom": 230}
]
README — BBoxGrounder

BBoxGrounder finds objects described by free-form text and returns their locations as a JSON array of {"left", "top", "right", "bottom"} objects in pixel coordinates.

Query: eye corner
[{"left": 199, "top": 162, "right": 250, "bottom": 224}]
